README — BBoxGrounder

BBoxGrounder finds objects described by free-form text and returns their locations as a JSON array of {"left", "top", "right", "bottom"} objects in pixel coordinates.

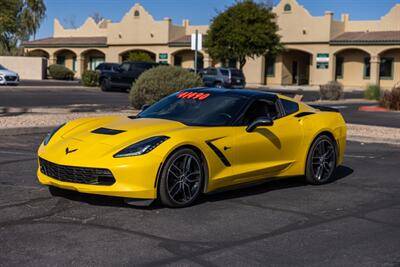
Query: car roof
[{"left": 181, "top": 88, "right": 278, "bottom": 100}]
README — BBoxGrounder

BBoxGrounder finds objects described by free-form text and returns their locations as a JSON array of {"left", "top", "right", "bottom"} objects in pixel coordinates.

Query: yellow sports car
[{"left": 37, "top": 88, "right": 346, "bottom": 208}]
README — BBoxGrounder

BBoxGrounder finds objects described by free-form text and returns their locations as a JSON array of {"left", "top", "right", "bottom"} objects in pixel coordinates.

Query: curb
[{"left": 358, "top": 106, "right": 389, "bottom": 112}]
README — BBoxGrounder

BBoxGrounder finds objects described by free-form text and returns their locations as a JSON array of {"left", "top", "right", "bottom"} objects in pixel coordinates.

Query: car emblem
[{"left": 65, "top": 147, "right": 78, "bottom": 155}]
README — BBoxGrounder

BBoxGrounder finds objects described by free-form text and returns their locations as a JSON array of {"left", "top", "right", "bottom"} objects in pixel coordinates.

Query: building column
[
  {"left": 76, "top": 56, "right": 84, "bottom": 78},
  {"left": 203, "top": 54, "right": 212, "bottom": 68},
  {"left": 370, "top": 55, "right": 380, "bottom": 86},
  {"left": 49, "top": 55, "right": 57, "bottom": 65},
  {"left": 330, "top": 54, "right": 337, "bottom": 81}
]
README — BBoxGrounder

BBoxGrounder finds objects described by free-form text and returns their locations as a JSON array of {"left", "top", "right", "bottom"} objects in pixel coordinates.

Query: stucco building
[{"left": 23, "top": 0, "right": 400, "bottom": 89}]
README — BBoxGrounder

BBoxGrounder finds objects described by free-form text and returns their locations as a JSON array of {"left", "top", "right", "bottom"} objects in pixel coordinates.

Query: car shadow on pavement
[
  {"left": 199, "top": 165, "right": 354, "bottom": 204},
  {"left": 48, "top": 165, "right": 353, "bottom": 209}
]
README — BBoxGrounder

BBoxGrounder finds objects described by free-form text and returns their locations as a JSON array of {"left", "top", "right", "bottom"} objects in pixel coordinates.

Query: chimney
[
  {"left": 182, "top": 19, "right": 190, "bottom": 27},
  {"left": 325, "top": 11, "right": 333, "bottom": 20},
  {"left": 341, "top": 13, "right": 349, "bottom": 22}
]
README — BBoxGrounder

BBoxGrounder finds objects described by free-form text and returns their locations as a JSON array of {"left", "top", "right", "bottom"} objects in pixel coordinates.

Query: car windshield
[
  {"left": 230, "top": 69, "right": 243, "bottom": 77},
  {"left": 0, "top": 64, "right": 6, "bottom": 70},
  {"left": 137, "top": 92, "right": 249, "bottom": 126}
]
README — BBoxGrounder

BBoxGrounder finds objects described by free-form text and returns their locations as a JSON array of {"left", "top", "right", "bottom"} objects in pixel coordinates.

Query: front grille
[
  {"left": 39, "top": 158, "right": 115, "bottom": 185},
  {"left": 5, "top": 76, "right": 17, "bottom": 81}
]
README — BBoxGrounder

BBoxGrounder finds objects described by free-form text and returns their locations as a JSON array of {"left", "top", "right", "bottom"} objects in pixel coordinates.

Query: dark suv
[
  {"left": 95, "top": 63, "right": 120, "bottom": 74},
  {"left": 201, "top": 67, "right": 246, "bottom": 89},
  {"left": 99, "top": 61, "right": 159, "bottom": 91}
]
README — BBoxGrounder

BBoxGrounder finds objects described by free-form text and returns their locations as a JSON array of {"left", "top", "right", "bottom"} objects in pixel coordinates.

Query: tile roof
[
  {"left": 169, "top": 35, "right": 192, "bottom": 46},
  {"left": 22, "top": 37, "right": 107, "bottom": 47},
  {"left": 331, "top": 31, "right": 400, "bottom": 44}
]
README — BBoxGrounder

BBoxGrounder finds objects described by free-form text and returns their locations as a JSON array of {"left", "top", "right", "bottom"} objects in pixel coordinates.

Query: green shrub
[
  {"left": 380, "top": 85, "right": 400, "bottom": 111},
  {"left": 130, "top": 66, "right": 203, "bottom": 109},
  {"left": 81, "top": 70, "right": 99, "bottom": 87},
  {"left": 319, "top": 81, "right": 343, "bottom": 100},
  {"left": 125, "top": 51, "right": 154, "bottom": 62},
  {"left": 364, "top": 84, "right": 381, "bottom": 100},
  {"left": 48, "top": 64, "right": 74, "bottom": 80}
]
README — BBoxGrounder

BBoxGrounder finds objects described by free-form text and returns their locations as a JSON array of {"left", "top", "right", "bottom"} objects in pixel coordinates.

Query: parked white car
[{"left": 0, "top": 64, "right": 19, "bottom": 85}]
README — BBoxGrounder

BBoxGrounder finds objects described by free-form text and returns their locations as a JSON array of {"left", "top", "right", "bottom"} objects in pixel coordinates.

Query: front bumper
[
  {"left": 0, "top": 76, "right": 19, "bottom": 85},
  {"left": 37, "top": 155, "right": 161, "bottom": 200}
]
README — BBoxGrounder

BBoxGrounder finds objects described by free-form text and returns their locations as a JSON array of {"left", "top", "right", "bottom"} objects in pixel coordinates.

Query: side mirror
[
  {"left": 141, "top": 104, "right": 151, "bottom": 111},
  {"left": 246, "top": 117, "right": 274, "bottom": 132}
]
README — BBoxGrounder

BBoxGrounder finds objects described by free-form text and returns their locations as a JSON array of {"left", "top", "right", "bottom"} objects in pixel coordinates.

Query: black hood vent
[{"left": 91, "top": 127, "right": 126, "bottom": 135}]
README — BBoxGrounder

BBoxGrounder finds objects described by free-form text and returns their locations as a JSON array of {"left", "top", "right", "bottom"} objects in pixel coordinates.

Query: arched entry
[
  {"left": 334, "top": 48, "right": 371, "bottom": 87},
  {"left": 81, "top": 49, "right": 105, "bottom": 71},
  {"left": 54, "top": 49, "right": 77, "bottom": 72},
  {"left": 27, "top": 49, "right": 50, "bottom": 59},
  {"left": 119, "top": 49, "right": 156, "bottom": 62},
  {"left": 281, "top": 49, "right": 312, "bottom": 85},
  {"left": 378, "top": 48, "right": 400, "bottom": 87},
  {"left": 172, "top": 49, "right": 204, "bottom": 70}
]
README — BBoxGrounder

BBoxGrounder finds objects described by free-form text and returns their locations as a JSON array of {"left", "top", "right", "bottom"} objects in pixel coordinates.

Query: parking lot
[
  {"left": 0, "top": 130, "right": 400, "bottom": 266},
  {"left": 0, "top": 86, "right": 399, "bottom": 266}
]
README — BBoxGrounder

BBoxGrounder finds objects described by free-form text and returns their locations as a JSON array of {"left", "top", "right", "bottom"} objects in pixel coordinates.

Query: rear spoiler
[{"left": 309, "top": 104, "right": 340, "bottom": 113}]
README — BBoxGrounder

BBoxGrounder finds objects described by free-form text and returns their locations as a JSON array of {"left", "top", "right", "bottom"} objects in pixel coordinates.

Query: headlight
[
  {"left": 114, "top": 136, "right": 169, "bottom": 158},
  {"left": 43, "top": 123, "right": 66, "bottom": 146}
]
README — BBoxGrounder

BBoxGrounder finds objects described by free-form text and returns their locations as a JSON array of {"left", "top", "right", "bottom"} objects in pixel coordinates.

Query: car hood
[
  {"left": 41, "top": 116, "right": 187, "bottom": 162},
  {"left": 62, "top": 116, "right": 186, "bottom": 145},
  {"left": 0, "top": 69, "right": 18, "bottom": 76}
]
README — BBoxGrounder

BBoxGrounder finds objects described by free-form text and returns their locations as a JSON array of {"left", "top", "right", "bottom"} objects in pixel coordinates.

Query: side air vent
[
  {"left": 295, "top": 112, "right": 315, "bottom": 118},
  {"left": 91, "top": 127, "right": 126, "bottom": 135}
]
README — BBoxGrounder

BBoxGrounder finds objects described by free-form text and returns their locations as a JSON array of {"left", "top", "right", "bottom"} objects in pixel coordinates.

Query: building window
[
  {"left": 134, "top": 10, "right": 140, "bottom": 17},
  {"left": 174, "top": 56, "right": 182, "bottom": 67},
  {"left": 72, "top": 56, "right": 77, "bottom": 72},
  {"left": 335, "top": 56, "right": 344, "bottom": 79},
  {"left": 364, "top": 57, "right": 370, "bottom": 79},
  {"left": 284, "top": 4, "right": 292, "bottom": 12},
  {"left": 56, "top": 56, "right": 65, "bottom": 66},
  {"left": 265, "top": 56, "right": 276, "bottom": 77},
  {"left": 380, "top": 57, "right": 394, "bottom": 80}
]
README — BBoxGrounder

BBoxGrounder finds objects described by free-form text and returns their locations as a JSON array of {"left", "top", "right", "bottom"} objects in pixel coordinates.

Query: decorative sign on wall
[
  {"left": 159, "top": 53, "right": 168, "bottom": 60},
  {"left": 316, "top": 53, "right": 329, "bottom": 69}
]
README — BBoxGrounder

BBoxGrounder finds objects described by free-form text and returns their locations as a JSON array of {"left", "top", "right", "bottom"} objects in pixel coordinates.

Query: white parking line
[
  {"left": 0, "top": 150, "right": 34, "bottom": 156},
  {"left": 345, "top": 154, "right": 376, "bottom": 159}
]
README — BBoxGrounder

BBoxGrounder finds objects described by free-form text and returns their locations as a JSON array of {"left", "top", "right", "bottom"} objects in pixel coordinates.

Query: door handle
[{"left": 223, "top": 146, "right": 231, "bottom": 151}]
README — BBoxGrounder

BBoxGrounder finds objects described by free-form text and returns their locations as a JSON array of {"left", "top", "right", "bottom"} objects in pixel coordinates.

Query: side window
[
  {"left": 220, "top": 69, "right": 229, "bottom": 76},
  {"left": 281, "top": 99, "right": 299, "bottom": 116},
  {"left": 120, "top": 63, "right": 130, "bottom": 72},
  {"left": 104, "top": 65, "right": 110, "bottom": 71},
  {"left": 241, "top": 99, "right": 279, "bottom": 125},
  {"left": 210, "top": 68, "right": 217, "bottom": 75}
]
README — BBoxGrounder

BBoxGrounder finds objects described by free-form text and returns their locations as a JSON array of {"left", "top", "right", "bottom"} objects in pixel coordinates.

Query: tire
[
  {"left": 305, "top": 135, "right": 337, "bottom": 185},
  {"left": 100, "top": 78, "right": 111, "bottom": 92},
  {"left": 159, "top": 148, "right": 204, "bottom": 208}
]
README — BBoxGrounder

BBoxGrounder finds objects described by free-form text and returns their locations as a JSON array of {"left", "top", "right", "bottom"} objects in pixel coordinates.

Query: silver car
[{"left": 0, "top": 64, "right": 19, "bottom": 85}]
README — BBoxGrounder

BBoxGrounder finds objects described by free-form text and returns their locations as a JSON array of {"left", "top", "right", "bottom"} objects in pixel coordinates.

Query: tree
[
  {"left": 91, "top": 12, "right": 104, "bottom": 24},
  {"left": 125, "top": 51, "right": 155, "bottom": 62},
  {"left": 204, "top": 0, "right": 281, "bottom": 70},
  {"left": 0, "top": 0, "right": 46, "bottom": 55},
  {"left": 63, "top": 15, "right": 78, "bottom": 29}
]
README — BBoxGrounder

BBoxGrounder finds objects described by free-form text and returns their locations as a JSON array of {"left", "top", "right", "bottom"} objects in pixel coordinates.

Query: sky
[{"left": 35, "top": 0, "right": 400, "bottom": 39}]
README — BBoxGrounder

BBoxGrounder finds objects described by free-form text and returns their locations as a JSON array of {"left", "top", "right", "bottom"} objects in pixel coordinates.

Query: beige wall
[
  {"left": 335, "top": 49, "right": 370, "bottom": 88},
  {"left": 343, "top": 4, "right": 400, "bottom": 32},
  {"left": 273, "top": 0, "right": 333, "bottom": 43},
  {"left": 0, "top": 56, "right": 47, "bottom": 80}
]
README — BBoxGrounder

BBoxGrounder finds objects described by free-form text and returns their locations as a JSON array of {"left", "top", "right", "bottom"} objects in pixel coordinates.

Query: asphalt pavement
[{"left": 0, "top": 130, "right": 399, "bottom": 266}]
